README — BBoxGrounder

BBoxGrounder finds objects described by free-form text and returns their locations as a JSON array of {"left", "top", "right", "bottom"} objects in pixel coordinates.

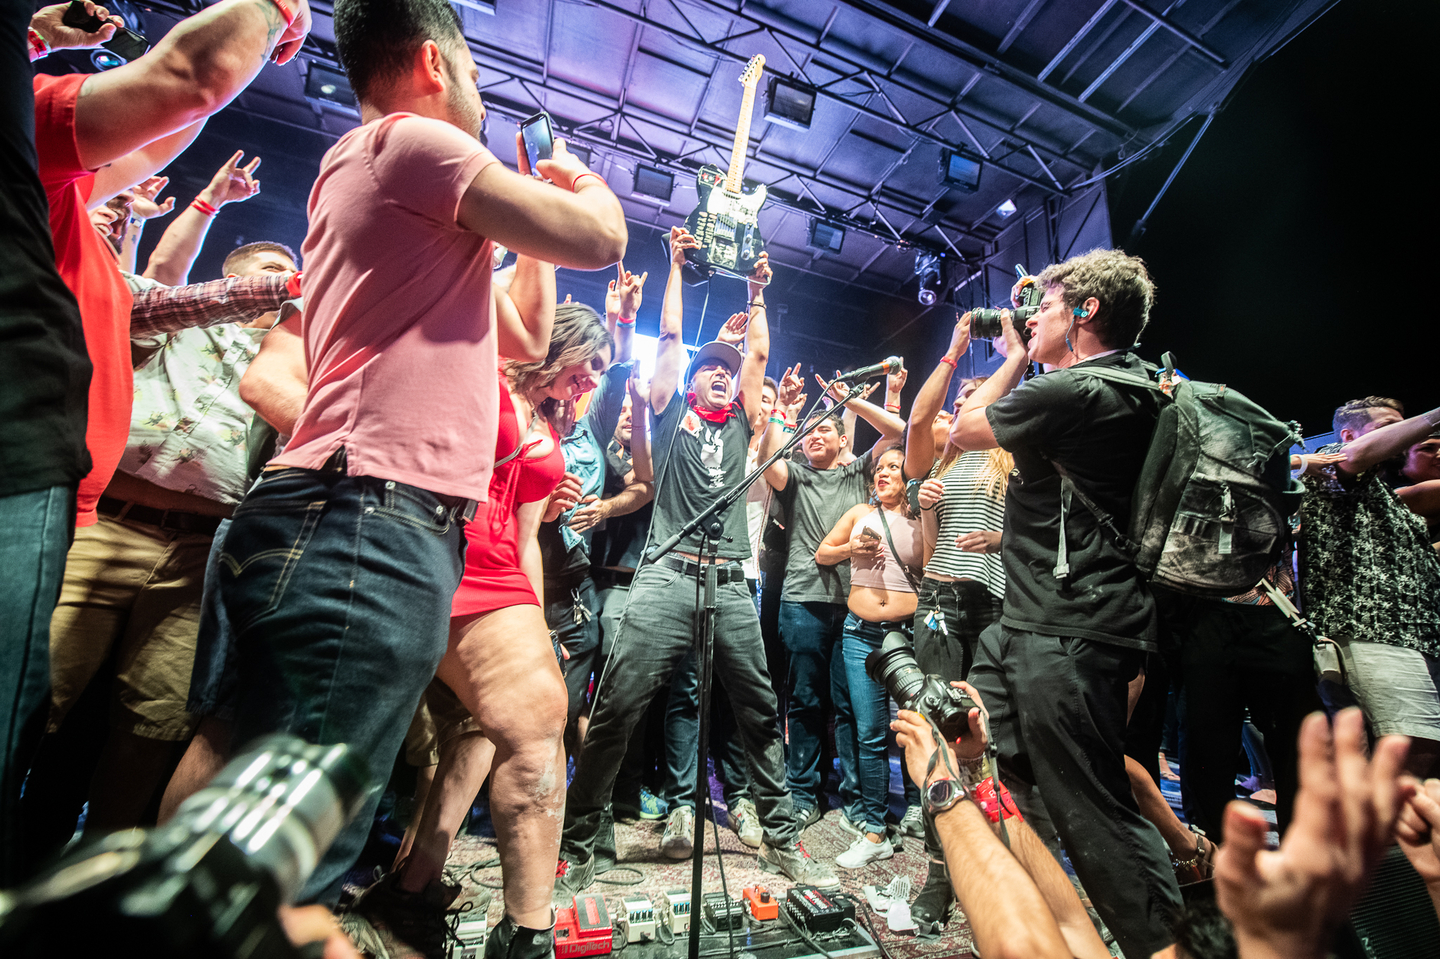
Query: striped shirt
[{"left": 925, "top": 450, "right": 1007, "bottom": 600}]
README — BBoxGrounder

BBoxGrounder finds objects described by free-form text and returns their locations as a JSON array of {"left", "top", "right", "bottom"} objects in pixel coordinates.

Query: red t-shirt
[{"left": 34, "top": 74, "right": 135, "bottom": 526}]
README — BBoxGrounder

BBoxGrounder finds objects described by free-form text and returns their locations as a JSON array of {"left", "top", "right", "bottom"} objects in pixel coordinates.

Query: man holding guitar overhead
[
  {"left": 554, "top": 227, "right": 838, "bottom": 900},
  {"left": 682, "top": 54, "right": 768, "bottom": 283}
]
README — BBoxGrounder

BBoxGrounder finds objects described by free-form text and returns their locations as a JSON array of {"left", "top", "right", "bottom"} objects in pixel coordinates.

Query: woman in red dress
[{"left": 376, "top": 303, "right": 614, "bottom": 940}]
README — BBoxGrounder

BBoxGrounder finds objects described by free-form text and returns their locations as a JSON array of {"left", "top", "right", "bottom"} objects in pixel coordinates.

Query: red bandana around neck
[{"left": 685, "top": 391, "right": 743, "bottom": 424}]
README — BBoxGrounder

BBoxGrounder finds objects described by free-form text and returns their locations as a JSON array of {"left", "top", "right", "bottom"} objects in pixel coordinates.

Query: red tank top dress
[{"left": 451, "top": 383, "right": 565, "bottom": 617}]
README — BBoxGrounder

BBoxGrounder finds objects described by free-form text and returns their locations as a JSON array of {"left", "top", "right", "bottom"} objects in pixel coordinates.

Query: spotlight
[
  {"left": 915, "top": 253, "right": 944, "bottom": 306},
  {"left": 305, "top": 63, "right": 356, "bottom": 111},
  {"left": 807, "top": 220, "right": 845, "bottom": 254},
  {"left": 452, "top": 0, "right": 496, "bottom": 14},
  {"left": 939, "top": 148, "right": 983, "bottom": 193},
  {"left": 765, "top": 77, "right": 816, "bottom": 131},
  {"left": 632, "top": 164, "right": 674, "bottom": 203},
  {"left": 996, "top": 199, "right": 1018, "bottom": 218}
]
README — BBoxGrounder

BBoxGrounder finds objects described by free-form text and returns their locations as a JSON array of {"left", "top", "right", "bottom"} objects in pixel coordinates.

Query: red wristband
[
  {"left": 268, "top": 0, "right": 297, "bottom": 28},
  {"left": 191, "top": 198, "right": 218, "bottom": 217},
  {"left": 938, "top": 355, "right": 957, "bottom": 369},
  {"left": 28, "top": 27, "right": 50, "bottom": 62},
  {"left": 885, "top": 404, "right": 901, "bottom": 412},
  {"left": 571, "top": 172, "right": 606, "bottom": 192},
  {"left": 285, "top": 271, "right": 303, "bottom": 299}
]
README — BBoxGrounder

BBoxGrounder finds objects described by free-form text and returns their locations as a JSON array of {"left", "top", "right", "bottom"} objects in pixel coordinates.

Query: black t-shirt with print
[
  {"left": 773, "top": 452, "right": 873, "bottom": 604},
  {"left": 646, "top": 392, "right": 753, "bottom": 561},
  {"left": 986, "top": 352, "right": 1161, "bottom": 650}
]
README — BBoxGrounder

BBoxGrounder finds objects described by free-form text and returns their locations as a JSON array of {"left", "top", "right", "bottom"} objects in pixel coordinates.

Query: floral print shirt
[{"left": 1299, "top": 443, "right": 1440, "bottom": 656}]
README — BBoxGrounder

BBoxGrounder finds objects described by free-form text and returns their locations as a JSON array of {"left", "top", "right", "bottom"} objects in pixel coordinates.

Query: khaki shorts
[
  {"left": 48, "top": 513, "right": 210, "bottom": 740},
  {"left": 1338, "top": 636, "right": 1440, "bottom": 740}
]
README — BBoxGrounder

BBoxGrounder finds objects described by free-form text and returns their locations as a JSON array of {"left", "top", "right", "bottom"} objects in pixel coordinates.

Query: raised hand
[
  {"left": 129, "top": 176, "right": 174, "bottom": 220},
  {"left": 814, "top": 371, "right": 856, "bottom": 406},
  {"left": 747, "top": 251, "right": 771, "bottom": 297},
  {"left": 716, "top": 312, "right": 748, "bottom": 347},
  {"left": 31, "top": 2, "right": 121, "bottom": 50},
  {"left": 669, "top": 226, "right": 699, "bottom": 267},
  {"left": 774, "top": 363, "right": 804, "bottom": 408},
  {"left": 1214, "top": 709, "right": 1412, "bottom": 959},
  {"left": 886, "top": 360, "right": 908, "bottom": 397},
  {"left": 606, "top": 260, "right": 647, "bottom": 320},
  {"left": 917, "top": 478, "right": 944, "bottom": 509},
  {"left": 201, "top": 151, "right": 262, "bottom": 207},
  {"left": 948, "top": 312, "right": 972, "bottom": 359},
  {"left": 271, "top": 0, "right": 314, "bottom": 66}
]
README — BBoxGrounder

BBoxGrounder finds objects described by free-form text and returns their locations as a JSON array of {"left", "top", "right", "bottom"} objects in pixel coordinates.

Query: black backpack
[{"left": 1047, "top": 353, "right": 1304, "bottom": 598}]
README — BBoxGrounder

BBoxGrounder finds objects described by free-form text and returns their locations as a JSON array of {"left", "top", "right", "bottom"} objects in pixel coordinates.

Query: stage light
[
  {"left": 452, "top": 0, "right": 495, "bottom": 14},
  {"left": 765, "top": 77, "right": 816, "bottom": 131},
  {"left": 915, "top": 253, "right": 944, "bottom": 306},
  {"left": 305, "top": 63, "right": 356, "bottom": 110},
  {"left": 807, "top": 220, "right": 845, "bottom": 254},
  {"left": 939, "top": 148, "right": 983, "bottom": 193},
  {"left": 996, "top": 199, "right": 1018, "bottom": 218},
  {"left": 632, "top": 164, "right": 674, "bottom": 203}
]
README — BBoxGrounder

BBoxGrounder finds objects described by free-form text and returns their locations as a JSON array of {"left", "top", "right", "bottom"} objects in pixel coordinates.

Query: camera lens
[{"left": 864, "top": 632, "right": 928, "bottom": 709}]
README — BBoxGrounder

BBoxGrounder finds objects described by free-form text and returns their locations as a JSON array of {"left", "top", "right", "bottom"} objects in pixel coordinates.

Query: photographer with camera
[
  {"left": 888, "top": 676, "right": 1111, "bottom": 959},
  {"left": 948, "top": 249, "right": 1181, "bottom": 958}
]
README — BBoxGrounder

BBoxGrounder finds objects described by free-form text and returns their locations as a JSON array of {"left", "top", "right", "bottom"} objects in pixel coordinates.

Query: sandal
[{"left": 1171, "top": 825, "right": 1215, "bottom": 884}]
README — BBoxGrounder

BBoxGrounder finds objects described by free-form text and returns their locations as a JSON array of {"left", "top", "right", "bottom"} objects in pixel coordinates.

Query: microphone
[{"left": 832, "top": 357, "right": 902, "bottom": 382}]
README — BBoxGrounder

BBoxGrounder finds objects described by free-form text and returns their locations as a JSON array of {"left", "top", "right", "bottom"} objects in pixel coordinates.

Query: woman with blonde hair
[{"left": 900, "top": 313, "right": 1013, "bottom": 927}]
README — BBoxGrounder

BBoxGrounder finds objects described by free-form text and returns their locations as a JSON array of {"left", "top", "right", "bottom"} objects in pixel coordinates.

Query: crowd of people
[{"left": 3, "top": 1, "right": 1439, "bottom": 958}]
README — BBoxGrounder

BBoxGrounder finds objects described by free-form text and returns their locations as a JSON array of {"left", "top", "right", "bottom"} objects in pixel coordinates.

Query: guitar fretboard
[{"left": 724, "top": 57, "right": 764, "bottom": 196}]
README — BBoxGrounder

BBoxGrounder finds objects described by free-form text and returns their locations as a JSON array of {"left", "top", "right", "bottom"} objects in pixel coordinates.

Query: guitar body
[{"left": 683, "top": 164, "right": 768, "bottom": 283}]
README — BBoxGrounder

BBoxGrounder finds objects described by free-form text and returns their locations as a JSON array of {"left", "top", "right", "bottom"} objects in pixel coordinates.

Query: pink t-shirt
[{"left": 274, "top": 113, "right": 500, "bottom": 500}]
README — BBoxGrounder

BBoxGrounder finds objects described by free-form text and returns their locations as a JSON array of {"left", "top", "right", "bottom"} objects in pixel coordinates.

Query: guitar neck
[{"left": 724, "top": 76, "right": 761, "bottom": 194}]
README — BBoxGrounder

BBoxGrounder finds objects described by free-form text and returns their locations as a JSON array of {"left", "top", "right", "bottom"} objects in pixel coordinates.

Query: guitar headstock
[{"left": 740, "top": 54, "right": 766, "bottom": 90}]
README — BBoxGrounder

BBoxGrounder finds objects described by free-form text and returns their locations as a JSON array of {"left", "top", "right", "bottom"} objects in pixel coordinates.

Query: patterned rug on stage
[{"left": 350, "top": 790, "right": 980, "bottom": 959}]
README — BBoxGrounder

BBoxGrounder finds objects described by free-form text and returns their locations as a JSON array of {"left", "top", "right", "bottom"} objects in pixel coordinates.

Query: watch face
[{"left": 926, "top": 778, "right": 959, "bottom": 811}]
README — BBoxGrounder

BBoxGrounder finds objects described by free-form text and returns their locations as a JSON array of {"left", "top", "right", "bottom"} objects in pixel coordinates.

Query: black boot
[
  {"left": 911, "top": 858, "right": 954, "bottom": 928},
  {"left": 484, "top": 913, "right": 555, "bottom": 959}
]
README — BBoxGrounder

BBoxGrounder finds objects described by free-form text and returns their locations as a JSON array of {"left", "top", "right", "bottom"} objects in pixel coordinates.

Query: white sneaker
[
  {"left": 661, "top": 805, "right": 694, "bottom": 859},
  {"left": 835, "top": 833, "right": 894, "bottom": 869}
]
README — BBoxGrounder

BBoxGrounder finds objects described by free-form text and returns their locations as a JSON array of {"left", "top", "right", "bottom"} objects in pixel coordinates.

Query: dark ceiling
[{"left": 91, "top": 0, "right": 1335, "bottom": 300}]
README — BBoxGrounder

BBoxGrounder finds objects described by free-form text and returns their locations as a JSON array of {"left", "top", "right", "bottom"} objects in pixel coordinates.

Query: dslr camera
[
  {"left": 865, "top": 632, "right": 978, "bottom": 743},
  {"left": 0, "top": 735, "right": 367, "bottom": 958},
  {"left": 968, "top": 263, "right": 1039, "bottom": 345}
]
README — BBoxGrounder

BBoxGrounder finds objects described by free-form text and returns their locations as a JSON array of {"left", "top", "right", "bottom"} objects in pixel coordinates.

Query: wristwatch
[{"left": 923, "top": 777, "right": 968, "bottom": 817}]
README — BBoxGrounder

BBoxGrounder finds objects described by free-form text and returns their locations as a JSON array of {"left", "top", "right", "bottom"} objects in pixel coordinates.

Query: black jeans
[
  {"left": 546, "top": 574, "right": 600, "bottom": 759},
  {"left": 967, "top": 623, "right": 1182, "bottom": 959},
  {"left": 1157, "top": 590, "right": 1320, "bottom": 839},
  {"left": 562, "top": 561, "right": 797, "bottom": 859}
]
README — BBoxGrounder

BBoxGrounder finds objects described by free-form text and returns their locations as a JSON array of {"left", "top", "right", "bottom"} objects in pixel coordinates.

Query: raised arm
[
  {"left": 459, "top": 137, "right": 625, "bottom": 271},
  {"left": 951, "top": 312, "right": 1027, "bottom": 452},
  {"left": 238, "top": 307, "right": 306, "bottom": 435},
  {"left": 58, "top": 0, "right": 311, "bottom": 173},
  {"left": 758, "top": 363, "right": 803, "bottom": 491},
  {"left": 144, "top": 151, "right": 262, "bottom": 286},
  {"left": 737, "top": 254, "right": 772, "bottom": 426},
  {"left": 1339, "top": 407, "right": 1440, "bottom": 477},
  {"left": 650, "top": 227, "right": 697, "bottom": 414},
  {"left": 816, "top": 371, "right": 904, "bottom": 458},
  {"left": 907, "top": 314, "right": 970, "bottom": 478},
  {"left": 604, "top": 261, "right": 645, "bottom": 365},
  {"left": 495, "top": 253, "right": 556, "bottom": 362}
]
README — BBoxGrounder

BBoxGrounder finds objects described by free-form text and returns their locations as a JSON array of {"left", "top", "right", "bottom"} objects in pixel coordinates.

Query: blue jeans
[
  {"left": 186, "top": 517, "right": 233, "bottom": 719},
  {"left": 777, "top": 599, "right": 849, "bottom": 812},
  {"left": 839, "top": 614, "right": 906, "bottom": 834},
  {"left": 0, "top": 484, "right": 74, "bottom": 885},
  {"left": 218, "top": 461, "right": 467, "bottom": 905}
]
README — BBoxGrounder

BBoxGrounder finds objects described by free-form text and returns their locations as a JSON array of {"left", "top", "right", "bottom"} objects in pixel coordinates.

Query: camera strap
[
  {"left": 1258, "top": 579, "right": 1347, "bottom": 685},
  {"left": 876, "top": 506, "right": 922, "bottom": 593}
]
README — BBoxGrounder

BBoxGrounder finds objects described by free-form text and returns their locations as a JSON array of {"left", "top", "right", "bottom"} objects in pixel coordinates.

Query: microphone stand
[{"left": 643, "top": 377, "right": 871, "bottom": 959}]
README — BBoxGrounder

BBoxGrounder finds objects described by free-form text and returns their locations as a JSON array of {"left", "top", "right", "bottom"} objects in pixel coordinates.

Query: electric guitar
[{"left": 682, "top": 54, "right": 768, "bottom": 283}]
